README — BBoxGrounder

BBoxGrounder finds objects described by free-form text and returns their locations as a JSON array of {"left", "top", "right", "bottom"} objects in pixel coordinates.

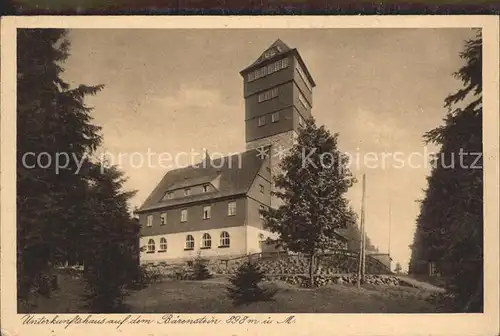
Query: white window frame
[
  {"left": 271, "top": 111, "right": 279, "bottom": 123},
  {"left": 296, "top": 64, "right": 312, "bottom": 91},
  {"left": 185, "top": 235, "right": 195, "bottom": 250},
  {"left": 248, "top": 57, "right": 289, "bottom": 83},
  {"left": 160, "top": 213, "right": 167, "bottom": 225},
  {"left": 258, "top": 87, "right": 279, "bottom": 103},
  {"left": 181, "top": 209, "right": 188, "bottom": 222},
  {"left": 220, "top": 231, "right": 230, "bottom": 247},
  {"left": 146, "top": 215, "right": 153, "bottom": 227},
  {"left": 258, "top": 116, "right": 266, "bottom": 126},
  {"left": 202, "top": 233, "right": 212, "bottom": 249},
  {"left": 147, "top": 239, "right": 155, "bottom": 253},
  {"left": 298, "top": 92, "right": 310, "bottom": 110},
  {"left": 228, "top": 201, "right": 237, "bottom": 216},
  {"left": 203, "top": 206, "right": 211, "bottom": 220},
  {"left": 159, "top": 237, "right": 167, "bottom": 251}
]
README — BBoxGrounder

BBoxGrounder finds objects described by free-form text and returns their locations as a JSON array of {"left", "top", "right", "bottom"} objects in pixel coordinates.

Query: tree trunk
[{"left": 308, "top": 253, "right": 315, "bottom": 287}]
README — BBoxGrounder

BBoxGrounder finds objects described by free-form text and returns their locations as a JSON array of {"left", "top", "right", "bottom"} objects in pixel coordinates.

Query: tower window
[
  {"left": 271, "top": 112, "right": 279, "bottom": 123},
  {"left": 248, "top": 57, "right": 289, "bottom": 82},
  {"left": 259, "top": 205, "right": 266, "bottom": 220},
  {"left": 296, "top": 64, "right": 312, "bottom": 91},
  {"left": 259, "top": 184, "right": 264, "bottom": 194},
  {"left": 258, "top": 116, "right": 266, "bottom": 127},
  {"left": 264, "top": 49, "right": 276, "bottom": 59},
  {"left": 258, "top": 87, "right": 278, "bottom": 103},
  {"left": 298, "top": 92, "right": 310, "bottom": 110}
]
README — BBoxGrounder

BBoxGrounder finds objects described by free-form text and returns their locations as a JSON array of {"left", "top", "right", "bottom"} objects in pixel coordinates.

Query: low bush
[{"left": 227, "top": 261, "right": 277, "bottom": 306}]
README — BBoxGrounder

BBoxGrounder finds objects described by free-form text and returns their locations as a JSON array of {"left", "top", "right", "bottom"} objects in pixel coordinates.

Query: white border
[{"left": 1, "top": 16, "right": 499, "bottom": 336}]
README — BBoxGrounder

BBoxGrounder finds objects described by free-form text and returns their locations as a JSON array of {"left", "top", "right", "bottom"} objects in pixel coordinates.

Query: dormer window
[
  {"left": 264, "top": 49, "right": 276, "bottom": 59},
  {"left": 202, "top": 185, "right": 209, "bottom": 193},
  {"left": 184, "top": 188, "right": 191, "bottom": 196},
  {"left": 164, "top": 192, "right": 174, "bottom": 200}
]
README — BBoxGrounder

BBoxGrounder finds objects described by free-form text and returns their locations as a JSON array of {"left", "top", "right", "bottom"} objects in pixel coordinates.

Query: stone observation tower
[{"left": 240, "top": 39, "right": 316, "bottom": 207}]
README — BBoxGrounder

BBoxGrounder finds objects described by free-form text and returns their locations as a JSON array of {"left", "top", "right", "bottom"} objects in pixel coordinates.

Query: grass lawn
[
  {"left": 125, "top": 278, "right": 442, "bottom": 313},
  {"left": 26, "top": 273, "right": 444, "bottom": 313}
]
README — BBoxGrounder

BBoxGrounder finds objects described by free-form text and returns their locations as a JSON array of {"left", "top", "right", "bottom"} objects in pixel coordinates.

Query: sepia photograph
[{"left": 1, "top": 16, "right": 499, "bottom": 336}]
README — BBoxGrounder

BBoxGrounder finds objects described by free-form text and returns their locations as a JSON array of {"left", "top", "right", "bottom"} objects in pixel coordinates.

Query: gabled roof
[
  {"left": 240, "top": 38, "right": 292, "bottom": 73},
  {"left": 137, "top": 148, "right": 268, "bottom": 212},
  {"left": 240, "top": 38, "right": 316, "bottom": 87}
]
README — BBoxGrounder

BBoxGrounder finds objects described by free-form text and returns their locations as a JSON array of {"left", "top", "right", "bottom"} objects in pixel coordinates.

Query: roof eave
[
  {"left": 135, "top": 192, "right": 249, "bottom": 214},
  {"left": 239, "top": 49, "right": 295, "bottom": 75}
]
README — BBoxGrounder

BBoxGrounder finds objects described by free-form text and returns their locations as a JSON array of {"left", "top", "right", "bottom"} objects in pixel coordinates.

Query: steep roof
[
  {"left": 137, "top": 148, "right": 268, "bottom": 212},
  {"left": 240, "top": 38, "right": 316, "bottom": 87},
  {"left": 240, "top": 38, "right": 293, "bottom": 73}
]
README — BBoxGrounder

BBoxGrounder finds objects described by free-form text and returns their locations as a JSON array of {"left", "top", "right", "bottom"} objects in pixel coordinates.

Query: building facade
[{"left": 136, "top": 39, "right": 315, "bottom": 264}]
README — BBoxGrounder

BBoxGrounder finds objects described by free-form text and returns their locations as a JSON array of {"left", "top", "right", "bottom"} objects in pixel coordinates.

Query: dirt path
[{"left": 397, "top": 275, "right": 446, "bottom": 293}]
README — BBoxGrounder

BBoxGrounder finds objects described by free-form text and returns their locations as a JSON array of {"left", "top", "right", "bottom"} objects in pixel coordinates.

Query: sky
[{"left": 62, "top": 28, "right": 475, "bottom": 271}]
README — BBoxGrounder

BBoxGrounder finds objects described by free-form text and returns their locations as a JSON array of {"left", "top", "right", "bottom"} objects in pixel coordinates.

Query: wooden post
[{"left": 357, "top": 174, "right": 366, "bottom": 287}]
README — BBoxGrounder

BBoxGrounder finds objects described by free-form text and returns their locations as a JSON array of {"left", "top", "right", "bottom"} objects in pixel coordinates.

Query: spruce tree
[
  {"left": 17, "top": 29, "right": 141, "bottom": 312},
  {"left": 226, "top": 261, "right": 276, "bottom": 306},
  {"left": 16, "top": 29, "right": 102, "bottom": 305},
  {"left": 191, "top": 252, "right": 212, "bottom": 280},
  {"left": 409, "top": 31, "right": 483, "bottom": 311},
  {"left": 262, "top": 117, "right": 357, "bottom": 287},
  {"left": 82, "top": 163, "right": 140, "bottom": 312}
]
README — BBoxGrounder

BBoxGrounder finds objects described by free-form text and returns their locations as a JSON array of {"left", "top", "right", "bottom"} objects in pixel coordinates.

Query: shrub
[
  {"left": 226, "top": 261, "right": 277, "bottom": 306},
  {"left": 128, "top": 265, "right": 163, "bottom": 290},
  {"left": 192, "top": 254, "right": 213, "bottom": 280}
]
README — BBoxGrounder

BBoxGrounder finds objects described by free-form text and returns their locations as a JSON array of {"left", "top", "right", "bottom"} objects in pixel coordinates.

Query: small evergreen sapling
[
  {"left": 192, "top": 252, "right": 212, "bottom": 280},
  {"left": 226, "top": 261, "right": 277, "bottom": 306}
]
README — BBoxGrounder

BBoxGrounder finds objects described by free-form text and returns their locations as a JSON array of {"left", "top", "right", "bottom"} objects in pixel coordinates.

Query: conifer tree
[
  {"left": 226, "top": 261, "right": 276, "bottom": 306},
  {"left": 262, "top": 117, "right": 357, "bottom": 287},
  {"left": 191, "top": 252, "right": 212, "bottom": 280},
  {"left": 17, "top": 29, "right": 141, "bottom": 312},
  {"left": 82, "top": 163, "right": 140, "bottom": 312},
  {"left": 409, "top": 31, "right": 483, "bottom": 311},
  {"left": 16, "top": 29, "right": 102, "bottom": 304}
]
